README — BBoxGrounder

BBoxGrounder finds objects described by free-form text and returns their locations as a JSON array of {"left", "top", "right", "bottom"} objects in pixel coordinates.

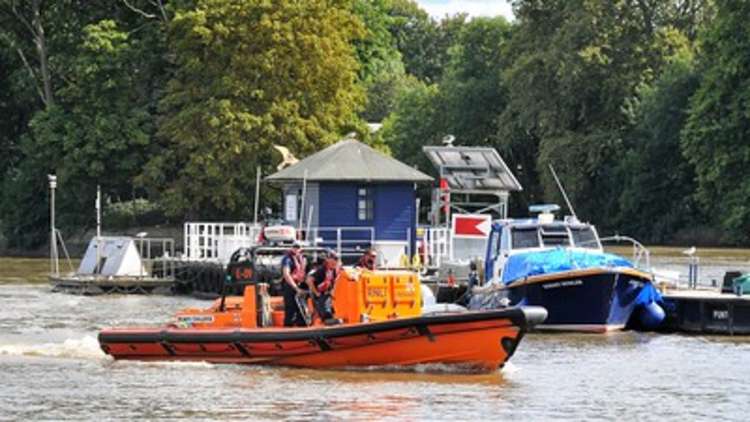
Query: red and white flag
[{"left": 452, "top": 214, "right": 492, "bottom": 238}]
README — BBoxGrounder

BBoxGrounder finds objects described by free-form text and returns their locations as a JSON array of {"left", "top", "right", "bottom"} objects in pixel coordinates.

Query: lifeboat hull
[{"left": 99, "top": 307, "right": 546, "bottom": 372}]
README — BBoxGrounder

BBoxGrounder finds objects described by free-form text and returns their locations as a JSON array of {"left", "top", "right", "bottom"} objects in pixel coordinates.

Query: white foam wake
[
  {"left": 114, "top": 360, "right": 215, "bottom": 369},
  {"left": 0, "top": 336, "right": 106, "bottom": 360},
  {"left": 500, "top": 361, "right": 520, "bottom": 374}
]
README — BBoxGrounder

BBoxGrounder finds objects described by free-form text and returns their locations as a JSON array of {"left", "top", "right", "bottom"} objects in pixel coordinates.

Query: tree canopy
[
  {"left": 142, "top": 0, "right": 366, "bottom": 218},
  {"left": 3, "top": 0, "right": 750, "bottom": 249},
  {"left": 682, "top": 0, "right": 750, "bottom": 241}
]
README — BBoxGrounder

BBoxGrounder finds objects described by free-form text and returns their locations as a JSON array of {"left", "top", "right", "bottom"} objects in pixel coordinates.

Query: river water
[{"left": 1, "top": 257, "right": 749, "bottom": 421}]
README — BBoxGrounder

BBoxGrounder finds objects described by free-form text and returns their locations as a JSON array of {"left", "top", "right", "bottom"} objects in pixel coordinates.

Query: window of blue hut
[{"left": 358, "top": 188, "right": 373, "bottom": 221}]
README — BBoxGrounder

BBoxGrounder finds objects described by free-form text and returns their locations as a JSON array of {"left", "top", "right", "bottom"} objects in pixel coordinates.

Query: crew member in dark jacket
[
  {"left": 357, "top": 248, "right": 377, "bottom": 270},
  {"left": 280, "top": 242, "right": 307, "bottom": 326},
  {"left": 306, "top": 250, "right": 340, "bottom": 324}
]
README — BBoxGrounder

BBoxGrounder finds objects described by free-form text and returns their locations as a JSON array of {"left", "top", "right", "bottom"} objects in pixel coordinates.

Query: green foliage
[
  {"left": 352, "top": 0, "right": 401, "bottom": 83},
  {"left": 617, "top": 40, "right": 702, "bottom": 243},
  {"left": 27, "top": 19, "right": 157, "bottom": 228},
  {"left": 499, "top": 0, "right": 703, "bottom": 228},
  {"left": 104, "top": 199, "right": 167, "bottom": 229},
  {"left": 682, "top": 0, "right": 750, "bottom": 242},
  {"left": 0, "top": 0, "right": 741, "bottom": 249},
  {"left": 0, "top": 144, "right": 50, "bottom": 249},
  {"left": 380, "top": 79, "right": 443, "bottom": 171},
  {"left": 351, "top": 0, "right": 409, "bottom": 122},
  {"left": 0, "top": 2, "right": 171, "bottom": 248},
  {"left": 381, "top": 16, "right": 514, "bottom": 170},
  {"left": 143, "top": 0, "right": 366, "bottom": 219},
  {"left": 0, "top": 47, "right": 29, "bottom": 177},
  {"left": 386, "top": 0, "right": 466, "bottom": 83},
  {"left": 441, "top": 16, "right": 512, "bottom": 145}
]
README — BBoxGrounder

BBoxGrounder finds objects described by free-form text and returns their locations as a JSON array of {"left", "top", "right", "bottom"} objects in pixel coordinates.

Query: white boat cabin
[{"left": 486, "top": 206, "right": 603, "bottom": 283}]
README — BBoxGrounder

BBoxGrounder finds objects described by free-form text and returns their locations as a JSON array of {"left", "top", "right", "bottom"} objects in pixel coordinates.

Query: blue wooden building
[{"left": 266, "top": 138, "right": 432, "bottom": 265}]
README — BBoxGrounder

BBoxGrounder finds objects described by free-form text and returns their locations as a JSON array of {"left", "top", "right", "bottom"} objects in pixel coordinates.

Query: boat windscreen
[
  {"left": 512, "top": 228, "right": 540, "bottom": 248},
  {"left": 571, "top": 227, "right": 599, "bottom": 248},
  {"left": 540, "top": 226, "right": 570, "bottom": 247}
]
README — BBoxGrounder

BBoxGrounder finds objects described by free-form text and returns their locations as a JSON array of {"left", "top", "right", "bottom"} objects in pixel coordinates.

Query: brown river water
[{"left": 1, "top": 255, "right": 749, "bottom": 421}]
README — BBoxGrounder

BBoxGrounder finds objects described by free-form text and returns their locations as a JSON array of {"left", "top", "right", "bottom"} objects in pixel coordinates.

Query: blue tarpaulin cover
[{"left": 501, "top": 248, "right": 634, "bottom": 284}]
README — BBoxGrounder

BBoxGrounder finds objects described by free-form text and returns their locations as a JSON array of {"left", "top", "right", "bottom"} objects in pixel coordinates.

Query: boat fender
[
  {"left": 636, "top": 301, "right": 666, "bottom": 329},
  {"left": 422, "top": 303, "right": 468, "bottom": 315},
  {"left": 421, "top": 284, "right": 436, "bottom": 307}
]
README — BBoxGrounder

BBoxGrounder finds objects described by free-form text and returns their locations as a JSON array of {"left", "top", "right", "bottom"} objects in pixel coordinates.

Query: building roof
[
  {"left": 423, "top": 145, "right": 523, "bottom": 192},
  {"left": 266, "top": 139, "right": 433, "bottom": 183}
]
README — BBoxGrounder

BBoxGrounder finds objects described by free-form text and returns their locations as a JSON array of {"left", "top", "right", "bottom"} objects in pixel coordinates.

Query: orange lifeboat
[{"left": 99, "top": 269, "right": 546, "bottom": 372}]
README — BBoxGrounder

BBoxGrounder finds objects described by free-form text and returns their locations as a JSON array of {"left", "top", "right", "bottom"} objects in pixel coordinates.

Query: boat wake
[
  {"left": 341, "top": 362, "right": 496, "bottom": 375},
  {"left": 112, "top": 360, "right": 215, "bottom": 369},
  {"left": 500, "top": 361, "right": 520, "bottom": 374},
  {"left": 0, "top": 336, "right": 106, "bottom": 360}
]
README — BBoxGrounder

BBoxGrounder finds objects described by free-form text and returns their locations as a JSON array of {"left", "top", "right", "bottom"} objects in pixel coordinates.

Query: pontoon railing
[
  {"left": 422, "top": 226, "right": 451, "bottom": 269},
  {"left": 183, "top": 222, "right": 382, "bottom": 264},
  {"left": 183, "top": 222, "right": 263, "bottom": 262},
  {"left": 134, "top": 237, "right": 176, "bottom": 279},
  {"left": 303, "top": 226, "right": 375, "bottom": 258}
]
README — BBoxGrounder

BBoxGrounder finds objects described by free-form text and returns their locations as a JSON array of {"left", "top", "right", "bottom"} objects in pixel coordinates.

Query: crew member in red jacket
[{"left": 306, "top": 250, "right": 340, "bottom": 324}]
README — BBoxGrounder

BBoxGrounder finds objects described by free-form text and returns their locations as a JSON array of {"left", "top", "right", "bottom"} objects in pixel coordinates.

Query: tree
[
  {"left": 387, "top": 1, "right": 466, "bottom": 83},
  {"left": 29, "top": 20, "right": 158, "bottom": 225},
  {"left": 0, "top": 2, "right": 172, "bottom": 248},
  {"left": 0, "top": 46, "right": 31, "bottom": 179},
  {"left": 142, "top": 0, "right": 366, "bottom": 219},
  {"left": 352, "top": 0, "right": 406, "bottom": 122},
  {"left": 379, "top": 79, "right": 443, "bottom": 171},
  {"left": 618, "top": 46, "right": 701, "bottom": 242},
  {"left": 0, "top": 0, "right": 54, "bottom": 107},
  {"left": 498, "top": 0, "right": 708, "bottom": 228},
  {"left": 381, "top": 17, "right": 513, "bottom": 166},
  {"left": 682, "top": 0, "right": 750, "bottom": 242},
  {"left": 441, "top": 16, "right": 512, "bottom": 146}
]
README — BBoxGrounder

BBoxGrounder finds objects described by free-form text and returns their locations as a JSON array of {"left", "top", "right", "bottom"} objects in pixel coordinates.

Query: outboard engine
[{"left": 225, "top": 247, "right": 256, "bottom": 295}]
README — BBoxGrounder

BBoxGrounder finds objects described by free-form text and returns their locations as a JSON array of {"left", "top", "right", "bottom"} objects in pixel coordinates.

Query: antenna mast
[{"left": 548, "top": 164, "right": 578, "bottom": 220}]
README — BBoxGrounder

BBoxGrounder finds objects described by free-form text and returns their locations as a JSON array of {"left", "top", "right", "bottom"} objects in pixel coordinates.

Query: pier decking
[
  {"left": 50, "top": 275, "right": 175, "bottom": 295},
  {"left": 660, "top": 288, "right": 750, "bottom": 335}
]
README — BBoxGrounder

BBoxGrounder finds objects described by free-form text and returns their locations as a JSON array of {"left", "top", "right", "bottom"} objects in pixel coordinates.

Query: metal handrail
[
  {"left": 183, "top": 222, "right": 380, "bottom": 263},
  {"left": 306, "top": 226, "right": 375, "bottom": 257},
  {"left": 421, "top": 226, "right": 451, "bottom": 269},
  {"left": 597, "top": 235, "right": 651, "bottom": 270}
]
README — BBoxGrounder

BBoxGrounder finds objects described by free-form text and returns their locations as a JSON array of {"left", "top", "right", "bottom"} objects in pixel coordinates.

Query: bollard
[{"left": 687, "top": 257, "right": 699, "bottom": 289}]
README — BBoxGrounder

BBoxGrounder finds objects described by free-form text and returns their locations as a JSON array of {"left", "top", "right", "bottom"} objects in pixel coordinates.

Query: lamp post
[
  {"left": 95, "top": 185, "right": 101, "bottom": 275},
  {"left": 48, "top": 175, "right": 59, "bottom": 276}
]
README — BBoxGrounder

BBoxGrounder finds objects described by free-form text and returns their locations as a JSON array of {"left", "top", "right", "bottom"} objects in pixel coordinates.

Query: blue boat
[{"left": 480, "top": 205, "right": 664, "bottom": 333}]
